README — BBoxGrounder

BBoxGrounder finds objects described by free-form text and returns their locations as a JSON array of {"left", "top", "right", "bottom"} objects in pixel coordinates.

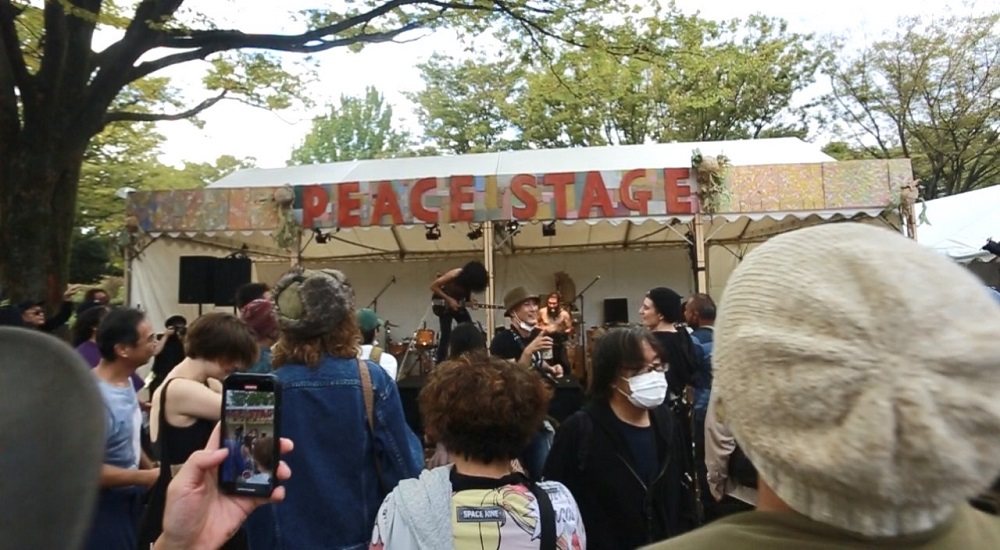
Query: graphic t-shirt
[{"left": 449, "top": 470, "right": 586, "bottom": 549}]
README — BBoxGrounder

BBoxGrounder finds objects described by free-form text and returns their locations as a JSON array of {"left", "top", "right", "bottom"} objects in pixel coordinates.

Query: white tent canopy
[
  {"left": 210, "top": 137, "right": 834, "bottom": 189},
  {"left": 918, "top": 185, "right": 1000, "bottom": 263}
]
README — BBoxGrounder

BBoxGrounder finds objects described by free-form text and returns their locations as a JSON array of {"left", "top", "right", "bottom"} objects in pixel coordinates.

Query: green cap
[{"left": 356, "top": 308, "right": 383, "bottom": 332}]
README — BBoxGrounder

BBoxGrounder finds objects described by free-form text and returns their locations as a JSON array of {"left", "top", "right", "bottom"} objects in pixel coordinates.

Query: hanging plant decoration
[
  {"left": 691, "top": 148, "right": 731, "bottom": 215},
  {"left": 272, "top": 185, "right": 302, "bottom": 251},
  {"left": 885, "top": 179, "right": 929, "bottom": 228}
]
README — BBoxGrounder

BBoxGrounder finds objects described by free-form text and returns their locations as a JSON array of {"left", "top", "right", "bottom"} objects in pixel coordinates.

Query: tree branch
[
  {"left": 103, "top": 90, "right": 226, "bottom": 125},
  {"left": 127, "top": 22, "right": 420, "bottom": 85},
  {"left": 0, "top": 1, "right": 31, "bottom": 91}
]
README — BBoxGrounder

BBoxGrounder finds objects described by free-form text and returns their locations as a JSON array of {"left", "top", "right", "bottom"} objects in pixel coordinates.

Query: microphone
[{"left": 391, "top": 276, "right": 396, "bottom": 283}]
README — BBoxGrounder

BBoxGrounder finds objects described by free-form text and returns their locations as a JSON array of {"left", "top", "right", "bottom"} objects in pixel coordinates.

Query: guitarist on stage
[{"left": 430, "top": 260, "right": 489, "bottom": 363}]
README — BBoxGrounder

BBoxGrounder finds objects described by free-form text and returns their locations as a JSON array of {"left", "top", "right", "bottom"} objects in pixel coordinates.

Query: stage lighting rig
[
  {"left": 425, "top": 223, "right": 442, "bottom": 240},
  {"left": 542, "top": 220, "right": 557, "bottom": 237}
]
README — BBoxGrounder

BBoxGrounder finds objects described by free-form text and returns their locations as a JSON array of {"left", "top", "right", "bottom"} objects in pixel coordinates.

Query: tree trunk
[{"left": 0, "top": 141, "right": 82, "bottom": 311}]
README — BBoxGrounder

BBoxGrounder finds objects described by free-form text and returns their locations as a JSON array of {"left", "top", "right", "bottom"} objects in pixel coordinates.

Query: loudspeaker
[
  {"left": 178, "top": 256, "right": 216, "bottom": 305},
  {"left": 603, "top": 297, "right": 629, "bottom": 325},
  {"left": 212, "top": 257, "right": 252, "bottom": 307}
]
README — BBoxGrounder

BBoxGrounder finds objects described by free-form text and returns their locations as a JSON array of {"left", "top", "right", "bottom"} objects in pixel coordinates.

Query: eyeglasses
[{"left": 626, "top": 362, "right": 667, "bottom": 374}]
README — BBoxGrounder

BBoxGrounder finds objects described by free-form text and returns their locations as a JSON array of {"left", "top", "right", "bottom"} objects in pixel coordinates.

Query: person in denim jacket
[{"left": 245, "top": 268, "right": 423, "bottom": 550}]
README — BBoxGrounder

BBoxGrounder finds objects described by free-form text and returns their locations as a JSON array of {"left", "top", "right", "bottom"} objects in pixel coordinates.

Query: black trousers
[{"left": 436, "top": 308, "right": 472, "bottom": 363}]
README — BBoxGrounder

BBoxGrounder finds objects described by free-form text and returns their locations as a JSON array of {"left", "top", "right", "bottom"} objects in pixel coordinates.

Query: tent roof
[
  {"left": 209, "top": 138, "right": 834, "bottom": 189},
  {"left": 918, "top": 185, "right": 1000, "bottom": 263}
]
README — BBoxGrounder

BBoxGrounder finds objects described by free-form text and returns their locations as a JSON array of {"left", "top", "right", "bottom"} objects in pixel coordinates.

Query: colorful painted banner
[{"left": 126, "top": 159, "right": 911, "bottom": 233}]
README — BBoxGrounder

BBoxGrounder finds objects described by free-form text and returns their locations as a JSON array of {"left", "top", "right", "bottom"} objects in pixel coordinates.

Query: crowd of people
[{"left": 2, "top": 222, "right": 1000, "bottom": 550}]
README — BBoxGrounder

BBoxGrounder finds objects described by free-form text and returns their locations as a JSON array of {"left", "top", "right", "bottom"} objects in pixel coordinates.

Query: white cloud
[{"left": 150, "top": 0, "right": 974, "bottom": 168}]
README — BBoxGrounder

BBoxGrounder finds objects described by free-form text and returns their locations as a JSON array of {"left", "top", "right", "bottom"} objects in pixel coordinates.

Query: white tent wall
[
  {"left": 273, "top": 247, "right": 694, "bottom": 338},
  {"left": 130, "top": 238, "right": 276, "bottom": 329},
  {"left": 131, "top": 237, "right": 697, "bottom": 340}
]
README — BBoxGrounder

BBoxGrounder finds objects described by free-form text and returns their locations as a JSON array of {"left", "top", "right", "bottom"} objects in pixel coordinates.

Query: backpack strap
[
  {"left": 527, "top": 482, "right": 557, "bottom": 549},
  {"left": 357, "top": 358, "right": 387, "bottom": 495}
]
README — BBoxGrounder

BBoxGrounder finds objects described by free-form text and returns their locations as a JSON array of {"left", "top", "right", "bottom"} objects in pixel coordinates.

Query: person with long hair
[
  {"left": 137, "top": 312, "right": 259, "bottom": 550},
  {"left": 429, "top": 260, "right": 490, "bottom": 363},
  {"left": 147, "top": 316, "right": 187, "bottom": 396},
  {"left": 245, "top": 268, "right": 422, "bottom": 549},
  {"left": 446, "top": 322, "right": 487, "bottom": 360},
  {"left": 370, "top": 354, "right": 586, "bottom": 549},
  {"left": 543, "top": 327, "right": 696, "bottom": 549}
]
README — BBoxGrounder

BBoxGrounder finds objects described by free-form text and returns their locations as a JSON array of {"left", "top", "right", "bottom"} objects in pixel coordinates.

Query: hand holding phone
[{"left": 219, "top": 373, "right": 282, "bottom": 497}]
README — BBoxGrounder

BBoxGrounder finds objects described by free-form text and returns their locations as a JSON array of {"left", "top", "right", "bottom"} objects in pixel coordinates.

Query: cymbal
[{"left": 384, "top": 321, "right": 399, "bottom": 328}]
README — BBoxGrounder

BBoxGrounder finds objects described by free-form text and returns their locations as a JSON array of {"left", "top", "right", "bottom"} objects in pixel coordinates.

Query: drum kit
[{"left": 382, "top": 320, "right": 438, "bottom": 380}]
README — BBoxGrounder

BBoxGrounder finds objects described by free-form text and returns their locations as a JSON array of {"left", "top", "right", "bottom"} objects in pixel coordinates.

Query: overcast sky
[{"left": 148, "top": 0, "right": 975, "bottom": 168}]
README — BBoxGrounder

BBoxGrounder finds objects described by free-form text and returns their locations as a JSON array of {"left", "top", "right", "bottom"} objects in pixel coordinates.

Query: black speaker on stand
[
  {"left": 213, "top": 257, "right": 252, "bottom": 308},
  {"left": 603, "top": 297, "right": 629, "bottom": 325},
  {"left": 179, "top": 256, "right": 216, "bottom": 312}
]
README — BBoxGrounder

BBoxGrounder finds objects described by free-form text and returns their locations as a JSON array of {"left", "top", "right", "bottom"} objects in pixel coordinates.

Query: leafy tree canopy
[
  {"left": 290, "top": 85, "right": 410, "bottom": 164},
  {"left": 823, "top": 11, "right": 1000, "bottom": 198}
]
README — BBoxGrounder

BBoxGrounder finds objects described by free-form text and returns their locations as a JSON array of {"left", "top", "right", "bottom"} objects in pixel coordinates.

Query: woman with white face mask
[{"left": 543, "top": 327, "right": 697, "bottom": 550}]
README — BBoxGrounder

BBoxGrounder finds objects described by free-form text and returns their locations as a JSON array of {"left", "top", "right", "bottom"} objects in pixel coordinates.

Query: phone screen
[{"left": 219, "top": 374, "right": 280, "bottom": 497}]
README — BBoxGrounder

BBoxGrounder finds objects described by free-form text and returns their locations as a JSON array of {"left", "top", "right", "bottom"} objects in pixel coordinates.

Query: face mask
[
  {"left": 619, "top": 371, "right": 668, "bottom": 409},
  {"left": 513, "top": 310, "right": 536, "bottom": 332}
]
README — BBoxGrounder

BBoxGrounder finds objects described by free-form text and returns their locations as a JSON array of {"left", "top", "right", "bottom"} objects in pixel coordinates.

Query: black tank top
[{"left": 156, "top": 377, "right": 217, "bottom": 465}]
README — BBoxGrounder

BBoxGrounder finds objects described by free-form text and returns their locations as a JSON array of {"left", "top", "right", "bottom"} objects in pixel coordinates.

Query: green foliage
[
  {"left": 204, "top": 52, "right": 312, "bottom": 111},
  {"left": 406, "top": 55, "right": 524, "bottom": 154},
  {"left": 290, "top": 86, "right": 410, "bottom": 164},
  {"left": 823, "top": 12, "right": 1000, "bottom": 199},
  {"left": 0, "top": 0, "right": 639, "bottom": 303},
  {"left": 410, "top": 5, "right": 824, "bottom": 150},
  {"left": 821, "top": 141, "right": 879, "bottom": 161},
  {"left": 69, "top": 233, "right": 122, "bottom": 285}
]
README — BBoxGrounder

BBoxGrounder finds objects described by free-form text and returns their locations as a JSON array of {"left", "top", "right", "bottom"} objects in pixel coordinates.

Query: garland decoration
[
  {"left": 691, "top": 148, "right": 731, "bottom": 214},
  {"left": 273, "top": 185, "right": 302, "bottom": 251}
]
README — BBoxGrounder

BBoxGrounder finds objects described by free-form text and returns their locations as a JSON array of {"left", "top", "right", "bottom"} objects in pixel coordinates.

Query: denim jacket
[{"left": 245, "top": 355, "right": 423, "bottom": 550}]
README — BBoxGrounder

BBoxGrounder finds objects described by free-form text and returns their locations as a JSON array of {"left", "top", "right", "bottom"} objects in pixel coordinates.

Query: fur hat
[
  {"left": 713, "top": 223, "right": 1000, "bottom": 537},
  {"left": 272, "top": 267, "right": 354, "bottom": 340}
]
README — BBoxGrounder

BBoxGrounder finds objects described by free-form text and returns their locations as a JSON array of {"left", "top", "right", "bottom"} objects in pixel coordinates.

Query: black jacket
[{"left": 543, "top": 401, "right": 696, "bottom": 549}]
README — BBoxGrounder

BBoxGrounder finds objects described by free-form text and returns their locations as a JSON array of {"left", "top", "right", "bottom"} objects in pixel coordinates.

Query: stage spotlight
[
  {"left": 542, "top": 220, "right": 556, "bottom": 237},
  {"left": 467, "top": 224, "right": 484, "bottom": 240},
  {"left": 313, "top": 228, "right": 331, "bottom": 244},
  {"left": 983, "top": 238, "right": 1000, "bottom": 256},
  {"left": 505, "top": 220, "right": 521, "bottom": 236},
  {"left": 425, "top": 223, "right": 441, "bottom": 240}
]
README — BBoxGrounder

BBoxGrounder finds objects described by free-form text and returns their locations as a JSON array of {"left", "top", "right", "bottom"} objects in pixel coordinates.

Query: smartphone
[{"left": 219, "top": 373, "right": 282, "bottom": 497}]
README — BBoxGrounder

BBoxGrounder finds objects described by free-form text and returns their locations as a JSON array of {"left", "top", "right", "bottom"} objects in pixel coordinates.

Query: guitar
[{"left": 432, "top": 297, "right": 506, "bottom": 317}]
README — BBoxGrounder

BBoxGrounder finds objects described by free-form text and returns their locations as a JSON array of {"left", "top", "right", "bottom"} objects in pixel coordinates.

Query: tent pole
[
  {"left": 693, "top": 213, "right": 708, "bottom": 293},
  {"left": 483, "top": 220, "right": 496, "bottom": 339}
]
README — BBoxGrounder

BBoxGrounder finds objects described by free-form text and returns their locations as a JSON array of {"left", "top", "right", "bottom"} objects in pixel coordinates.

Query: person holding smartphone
[
  {"left": 244, "top": 268, "right": 423, "bottom": 550},
  {"left": 137, "top": 312, "right": 259, "bottom": 550}
]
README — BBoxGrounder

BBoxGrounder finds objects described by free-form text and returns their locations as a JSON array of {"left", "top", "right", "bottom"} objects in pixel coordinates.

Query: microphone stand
[
  {"left": 573, "top": 275, "right": 601, "bottom": 378},
  {"left": 367, "top": 275, "right": 396, "bottom": 312},
  {"left": 368, "top": 276, "right": 396, "bottom": 346}
]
